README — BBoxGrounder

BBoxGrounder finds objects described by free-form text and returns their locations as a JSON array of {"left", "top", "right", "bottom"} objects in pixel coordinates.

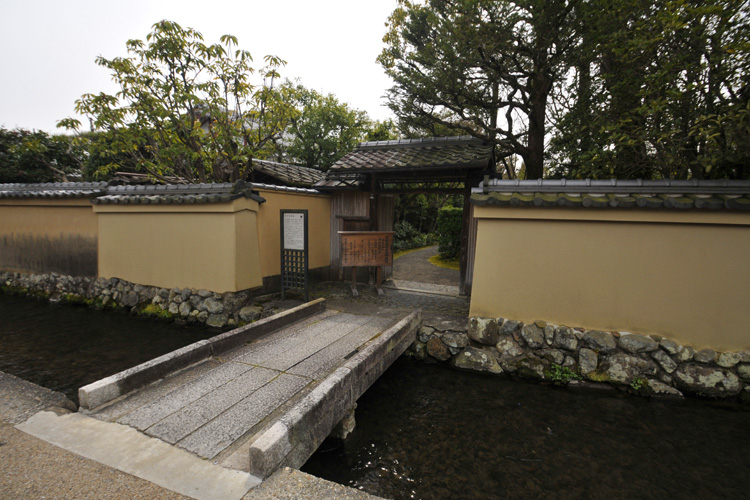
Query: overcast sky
[{"left": 0, "top": 0, "right": 399, "bottom": 133}]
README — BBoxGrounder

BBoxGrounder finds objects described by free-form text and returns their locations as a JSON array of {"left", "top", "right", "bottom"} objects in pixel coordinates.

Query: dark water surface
[
  {"left": 0, "top": 293, "right": 216, "bottom": 404},
  {"left": 303, "top": 358, "right": 750, "bottom": 500}
]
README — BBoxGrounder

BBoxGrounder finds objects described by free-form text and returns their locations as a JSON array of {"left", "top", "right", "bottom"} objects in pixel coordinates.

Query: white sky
[{"left": 0, "top": 0, "right": 399, "bottom": 133}]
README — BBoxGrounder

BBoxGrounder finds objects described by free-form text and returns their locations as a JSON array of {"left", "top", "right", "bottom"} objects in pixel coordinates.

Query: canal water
[
  {"left": 2, "top": 293, "right": 748, "bottom": 499},
  {"left": 0, "top": 293, "right": 217, "bottom": 404},
  {"left": 302, "top": 358, "right": 750, "bottom": 500}
]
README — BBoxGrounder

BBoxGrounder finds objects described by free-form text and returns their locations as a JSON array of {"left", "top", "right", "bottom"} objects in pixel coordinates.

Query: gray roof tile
[
  {"left": 329, "top": 136, "right": 494, "bottom": 174},
  {"left": 92, "top": 181, "right": 265, "bottom": 205},
  {"left": 0, "top": 182, "right": 108, "bottom": 199},
  {"left": 252, "top": 160, "right": 325, "bottom": 188},
  {"left": 471, "top": 179, "right": 750, "bottom": 211}
]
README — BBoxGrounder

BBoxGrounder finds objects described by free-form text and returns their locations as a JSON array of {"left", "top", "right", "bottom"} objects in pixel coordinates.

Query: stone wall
[
  {"left": 0, "top": 271, "right": 280, "bottom": 328},
  {"left": 408, "top": 316, "right": 750, "bottom": 402}
]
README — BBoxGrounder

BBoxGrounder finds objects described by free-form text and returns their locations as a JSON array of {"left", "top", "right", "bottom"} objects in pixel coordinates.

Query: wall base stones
[
  {"left": 0, "top": 271, "right": 282, "bottom": 329},
  {"left": 406, "top": 315, "right": 750, "bottom": 403}
]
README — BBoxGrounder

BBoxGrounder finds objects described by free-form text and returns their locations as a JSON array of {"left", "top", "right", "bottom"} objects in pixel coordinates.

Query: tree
[
  {"left": 59, "top": 20, "right": 298, "bottom": 183},
  {"left": 551, "top": 0, "right": 750, "bottom": 180},
  {"left": 379, "top": 0, "right": 579, "bottom": 179},
  {"left": 283, "top": 86, "right": 370, "bottom": 171},
  {"left": 365, "top": 119, "right": 400, "bottom": 142},
  {"left": 0, "top": 127, "right": 84, "bottom": 183}
]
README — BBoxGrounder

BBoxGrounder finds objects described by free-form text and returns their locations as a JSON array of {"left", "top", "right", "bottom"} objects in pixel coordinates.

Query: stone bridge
[{"left": 18, "top": 298, "right": 419, "bottom": 499}]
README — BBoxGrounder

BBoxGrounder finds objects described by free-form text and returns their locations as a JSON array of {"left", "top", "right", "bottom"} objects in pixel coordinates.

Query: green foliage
[
  {"left": 365, "top": 119, "right": 400, "bottom": 142},
  {"left": 379, "top": 0, "right": 579, "bottom": 179},
  {"left": 393, "top": 220, "right": 433, "bottom": 253},
  {"left": 629, "top": 377, "right": 648, "bottom": 392},
  {"left": 436, "top": 206, "right": 462, "bottom": 260},
  {"left": 0, "top": 127, "right": 84, "bottom": 183},
  {"left": 59, "top": 20, "right": 297, "bottom": 183},
  {"left": 545, "top": 364, "right": 581, "bottom": 386},
  {"left": 551, "top": 0, "right": 750, "bottom": 180},
  {"left": 284, "top": 85, "right": 370, "bottom": 171},
  {"left": 383, "top": 0, "right": 750, "bottom": 180},
  {"left": 138, "top": 303, "right": 173, "bottom": 320}
]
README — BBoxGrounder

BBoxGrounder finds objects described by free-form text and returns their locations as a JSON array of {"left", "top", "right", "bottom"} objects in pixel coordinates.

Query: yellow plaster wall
[
  {"left": 95, "top": 198, "right": 262, "bottom": 292},
  {"left": 255, "top": 189, "right": 331, "bottom": 277},
  {"left": 469, "top": 206, "right": 750, "bottom": 351},
  {"left": 0, "top": 199, "right": 97, "bottom": 236},
  {"left": 0, "top": 199, "right": 98, "bottom": 276}
]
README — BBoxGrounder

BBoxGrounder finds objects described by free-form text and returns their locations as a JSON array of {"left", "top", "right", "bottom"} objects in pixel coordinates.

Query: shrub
[
  {"left": 393, "top": 220, "right": 432, "bottom": 253},
  {"left": 436, "top": 206, "right": 463, "bottom": 259}
]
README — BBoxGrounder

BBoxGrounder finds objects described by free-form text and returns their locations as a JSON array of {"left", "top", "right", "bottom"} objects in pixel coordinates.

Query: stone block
[
  {"left": 554, "top": 326, "right": 578, "bottom": 351},
  {"left": 441, "top": 331, "right": 469, "bottom": 349},
  {"left": 501, "top": 319, "right": 521, "bottom": 335},
  {"left": 426, "top": 337, "right": 451, "bottom": 361},
  {"left": 618, "top": 333, "right": 659, "bottom": 353},
  {"left": 717, "top": 351, "right": 742, "bottom": 368},
  {"left": 694, "top": 349, "right": 717, "bottom": 364},
  {"left": 520, "top": 324, "right": 545, "bottom": 349},
  {"left": 496, "top": 337, "right": 524, "bottom": 358},
  {"left": 673, "top": 364, "right": 742, "bottom": 397},
  {"left": 600, "top": 353, "right": 658, "bottom": 383},
  {"left": 675, "top": 345, "right": 695, "bottom": 363},
  {"left": 451, "top": 347, "right": 502, "bottom": 374},
  {"left": 578, "top": 348, "right": 598, "bottom": 376},
  {"left": 582, "top": 330, "right": 617, "bottom": 354},
  {"left": 206, "top": 313, "right": 228, "bottom": 328},
  {"left": 417, "top": 326, "right": 435, "bottom": 343},
  {"left": 239, "top": 305, "right": 263, "bottom": 323},
  {"left": 651, "top": 349, "right": 677, "bottom": 374},
  {"left": 468, "top": 317, "right": 500, "bottom": 345}
]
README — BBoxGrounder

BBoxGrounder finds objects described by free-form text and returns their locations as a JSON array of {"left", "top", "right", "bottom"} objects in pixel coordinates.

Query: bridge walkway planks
[{"left": 84, "top": 303, "right": 419, "bottom": 478}]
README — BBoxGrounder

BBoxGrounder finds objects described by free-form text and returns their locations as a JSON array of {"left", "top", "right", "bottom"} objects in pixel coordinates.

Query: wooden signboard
[{"left": 339, "top": 231, "right": 394, "bottom": 295}]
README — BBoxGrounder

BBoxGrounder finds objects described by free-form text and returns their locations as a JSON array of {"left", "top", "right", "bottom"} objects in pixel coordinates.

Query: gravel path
[{"left": 392, "top": 246, "right": 458, "bottom": 286}]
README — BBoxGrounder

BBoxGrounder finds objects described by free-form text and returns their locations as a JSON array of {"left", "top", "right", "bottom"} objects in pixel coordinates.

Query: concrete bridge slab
[{"left": 70, "top": 299, "right": 420, "bottom": 484}]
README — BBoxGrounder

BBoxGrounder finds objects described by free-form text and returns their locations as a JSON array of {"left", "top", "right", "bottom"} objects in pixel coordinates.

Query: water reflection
[{"left": 303, "top": 358, "right": 750, "bottom": 500}]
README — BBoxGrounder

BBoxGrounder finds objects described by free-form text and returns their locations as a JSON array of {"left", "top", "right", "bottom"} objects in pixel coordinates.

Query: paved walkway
[{"left": 85, "top": 309, "right": 395, "bottom": 469}]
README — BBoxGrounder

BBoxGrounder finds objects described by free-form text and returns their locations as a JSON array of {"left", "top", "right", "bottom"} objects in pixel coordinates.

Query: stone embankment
[
  {"left": 0, "top": 271, "right": 273, "bottom": 328},
  {"left": 409, "top": 316, "right": 750, "bottom": 402}
]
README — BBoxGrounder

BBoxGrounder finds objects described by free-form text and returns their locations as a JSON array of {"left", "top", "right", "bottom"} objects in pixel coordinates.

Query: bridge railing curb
[
  {"left": 78, "top": 298, "right": 328, "bottom": 411},
  {"left": 246, "top": 308, "right": 422, "bottom": 478}
]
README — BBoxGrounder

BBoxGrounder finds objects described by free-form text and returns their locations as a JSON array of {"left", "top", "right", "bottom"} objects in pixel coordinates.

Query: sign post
[
  {"left": 281, "top": 210, "right": 309, "bottom": 301},
  {"left": 339, "top": 231, "right": 394, "bottom": 296}
]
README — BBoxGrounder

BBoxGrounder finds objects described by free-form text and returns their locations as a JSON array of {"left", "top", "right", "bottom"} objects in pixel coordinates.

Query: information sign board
[
  {"left": 280, "top": 210, "right": 308, "bottom": 301},
  {"left": 340, "top": 232, "right": 394, "bottom": 267},
  {"left": 283, "top": 212, "right": 305, "bottom": 251}
]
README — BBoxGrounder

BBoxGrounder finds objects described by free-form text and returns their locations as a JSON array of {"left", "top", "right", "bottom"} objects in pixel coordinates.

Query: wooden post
[
  {"left": 459, "top": 171, "right": 472, "bottom": 296},
  {"left": 368, "top": 175, "right": 378, "bottom": 285}
]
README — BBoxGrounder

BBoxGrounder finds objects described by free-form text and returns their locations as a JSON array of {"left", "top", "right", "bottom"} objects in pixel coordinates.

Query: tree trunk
[{"left": 525, "top": 74, "right": 551, "bottom": 180}]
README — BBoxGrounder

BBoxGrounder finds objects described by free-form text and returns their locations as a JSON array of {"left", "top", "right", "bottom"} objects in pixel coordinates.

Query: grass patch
[{"left": 428, "top": 254, "right": 460, "bottom": 270}]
